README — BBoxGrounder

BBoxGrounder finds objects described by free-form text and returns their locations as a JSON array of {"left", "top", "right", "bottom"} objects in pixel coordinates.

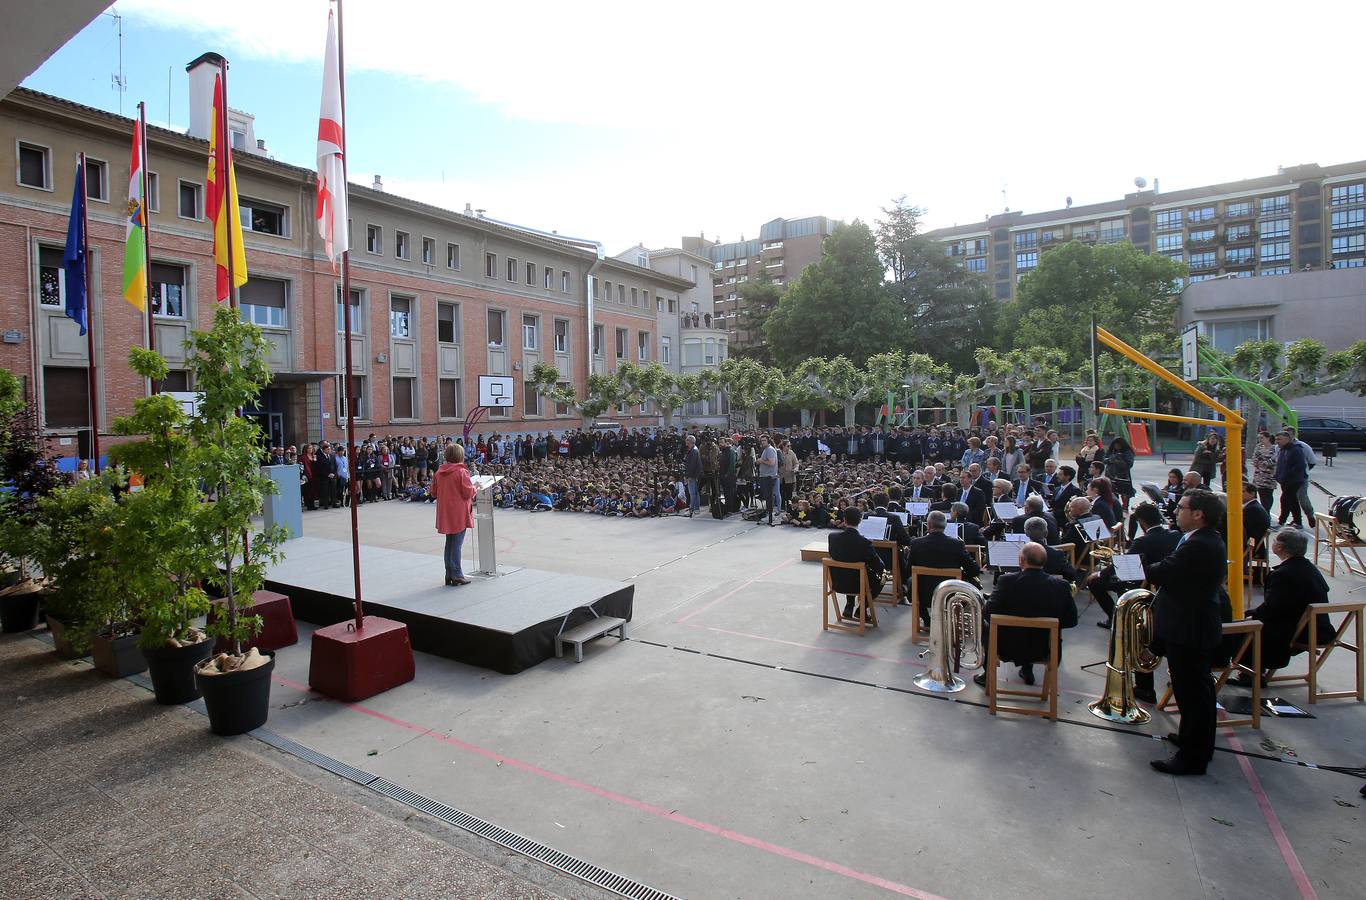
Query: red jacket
[{"left": 433, "top": 462, "right": 475, "bottom": 534}]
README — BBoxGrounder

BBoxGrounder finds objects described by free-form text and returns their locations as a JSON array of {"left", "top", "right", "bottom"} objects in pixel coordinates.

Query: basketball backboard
[
  {"left": 1181, "top": 325, "right": 1200, "bottom": 382},
  {"left": 478, "top": 374, "right": 515, "bottom": 407}
]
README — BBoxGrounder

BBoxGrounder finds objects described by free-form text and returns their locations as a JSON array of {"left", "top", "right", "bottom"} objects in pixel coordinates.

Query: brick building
[{"left": 0, "top": 63, "right": 704, "bottom": 452}]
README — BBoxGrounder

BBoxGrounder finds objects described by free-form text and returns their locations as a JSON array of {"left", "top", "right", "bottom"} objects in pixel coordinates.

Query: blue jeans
[
  {"left": 687, "top": 478, "right": 701, "bottom": 512},
  {"left": 444, "top": 530, "right": 466, "bottom": 579}
]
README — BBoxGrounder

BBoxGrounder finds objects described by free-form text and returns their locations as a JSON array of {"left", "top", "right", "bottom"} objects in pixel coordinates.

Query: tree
[
  {"left": 895, "top": 352, "right": 948, "bottom": 425},
  {"left": 763, "top": 221, "right": 906, "bottom": 368},
  {"left": 876, "top": 196, "right": 995, "bottom": 373},
  {"left": 976, "top": 346, "right": 1068, "bottom": 422},
  {"left": 1002, "top": 241, "right": 1187, "bottom": 369},
  {"left": 715, "top": 357, "right": 773, "bottom": 427},
  {"left": 791, "top": 356, "right": 865, "bottom": 427},
  {"left": 0, "top": 371, "right": 63, "bottom": 578},
  {"left": 528, "top": 361, "right": 619, "bottom": 423},
  {"left": 731, "top": 273, "right": 784, "bottom": 366},
  {"left": 933, "top": 373, "right": 981, "bottom": 428}
]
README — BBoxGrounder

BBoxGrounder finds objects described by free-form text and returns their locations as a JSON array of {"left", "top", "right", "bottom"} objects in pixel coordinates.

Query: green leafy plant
[
  {"left": 0, "top": 370, "right": 64, "bottom": 578},
  {"left": 29, "top": 473, "right": 125, "bottom": 648}
]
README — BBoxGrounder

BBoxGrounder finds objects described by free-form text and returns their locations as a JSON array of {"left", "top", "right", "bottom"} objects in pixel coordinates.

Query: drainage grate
[
  {"left": 251, "top": 727, "right": 379, "bottom": 786},
  {"left": 368, "top": 778, "right": 679, "bottom": 900}
]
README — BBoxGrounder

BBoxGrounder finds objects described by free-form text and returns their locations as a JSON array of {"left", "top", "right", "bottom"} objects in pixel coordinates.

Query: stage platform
[{"left": 263, "top": 537, "right": 634, "bottom": 674}]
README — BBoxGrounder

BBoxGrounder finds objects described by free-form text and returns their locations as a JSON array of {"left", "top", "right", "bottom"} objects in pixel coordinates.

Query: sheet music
[
  {"left": 889, "top": 511, "right": 909, "bottom": 526},
  {"left": 906, "top": 501, "right": 930, "bottom": 517},
  {"left": 1003, "top": 532, "right": 1029, "bottom": 543},
  {"left": 858, "top": 516, "right": 889, "bottom": 542},
  {"left": 1081, "top": 518, "right": 1112, "bottom": 542},
  {"left": 944, "top": 524, "right": 960, "bottom": 539},
  {"left": 993, "top": 502, "right": 1024, "bottom": 520},
  {"left": 1111, "top": 553, "right": 1145, "bottom": 582},
  {"left": 988, "top": 541, "right": 1022, "bottom": 568}
]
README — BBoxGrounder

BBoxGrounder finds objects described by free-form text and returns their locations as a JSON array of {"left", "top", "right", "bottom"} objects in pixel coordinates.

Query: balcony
[
  {"left": 1041, "top": 232, "right": 1065, "bottom": 246},
  {"left": 1188, "top": 232, "right": 1219, "bottom": 247},
  {"left": 1071, "top": 231, "right": 1097, "bottom": 243},
  {"left": 1223, "top": 228, "right": 1255, "bottom": 245},
  {"left": 1098, "top": 232, "right": 1127, "bottom": 244},
  {"left": 1259, "top": 204, "right": 1291, "bottom": 218},
  {"left": 1189, "top": 257, "right": 1219, "bottom": 271},
  {"left": 1224, "top": 253, "right": 1256, "bottom": 267},
  {"left": 1224, "top": 205, "right": 1254, "bottom": 221}
]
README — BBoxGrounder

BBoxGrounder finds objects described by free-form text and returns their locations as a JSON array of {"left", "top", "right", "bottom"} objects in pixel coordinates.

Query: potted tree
[
  {"left": 187, "top": 307, "right": 285, "bottom": 735},
  {"left": 0, "top": 370, "right": 63, "bottom": 633},
  {"left": 109, "top": 347, "right": 213, "bottom": 703}
]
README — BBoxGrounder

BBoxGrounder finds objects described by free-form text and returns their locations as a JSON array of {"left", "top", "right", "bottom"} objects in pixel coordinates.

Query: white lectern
[{"left": 471, "top": 475, "right": 503, "bottom": 576}]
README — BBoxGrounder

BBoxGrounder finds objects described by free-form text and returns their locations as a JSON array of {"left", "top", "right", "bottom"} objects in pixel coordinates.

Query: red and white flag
[{"left": 316, "top": 8, "right": 348, "bottom": 266}]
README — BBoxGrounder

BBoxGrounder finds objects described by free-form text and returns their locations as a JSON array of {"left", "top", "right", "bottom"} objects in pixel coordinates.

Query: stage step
[
  {"left": 800, "top": 540, "right": 830, "bottom": 562},
  {"left": 556, "top": 616, "right": 627, "bottom": 663}
]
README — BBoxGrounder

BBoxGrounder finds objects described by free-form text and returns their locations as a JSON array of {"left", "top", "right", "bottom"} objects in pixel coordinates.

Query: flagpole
[
  {"left": 79, "top": 152, "right": 101, "bottom": 473},
  {"left": 219, "top": 61, "right": 239, "bottom": 310},
  {"left": 139, "top": 102, "right": 157, "bottom": 387},
  {"left": 337, "top": 0, "right": 365, "bottom": 629}
]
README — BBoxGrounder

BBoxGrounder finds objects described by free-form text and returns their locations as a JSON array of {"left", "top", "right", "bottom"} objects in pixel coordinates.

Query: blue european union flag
[{"left": 63, "top": 161, "right": 88, "bottom": 336}]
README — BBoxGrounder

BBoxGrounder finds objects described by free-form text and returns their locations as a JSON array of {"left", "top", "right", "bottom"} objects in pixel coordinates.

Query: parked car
[{"left": 1295, "top": 417, "right": 1366, "bottom": 450}]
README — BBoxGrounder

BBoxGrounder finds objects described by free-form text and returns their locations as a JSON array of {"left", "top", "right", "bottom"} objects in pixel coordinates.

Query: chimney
[
  {"left": 185, "top": 52, "right": 225, "bottom": 141},
  {"left": 256, "top": 138, "right": 268, "bottom": 154},
  {"left": 464, "top": 203, "right": 473, "bottom": 215},
  {"left": 372, "top": 175, "right": 383, "bottom": 191}
]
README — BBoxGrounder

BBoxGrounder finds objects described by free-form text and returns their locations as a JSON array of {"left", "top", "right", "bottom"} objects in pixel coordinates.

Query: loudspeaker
[{"left": 77, "top": 428, "right": 93, "bottom": 462}]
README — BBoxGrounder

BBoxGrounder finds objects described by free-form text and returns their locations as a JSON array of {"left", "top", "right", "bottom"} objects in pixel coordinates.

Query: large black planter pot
[
  {"left": 46, "top": 616, "right": 84, "bottom": 659},
  {"left": 196, "top": 652, "right": 275, "bottom": 736},
  {"left": 143, "top": 639, "right": 214, "bottom": 704},
  {"left": 0, "top": 585, "right": 41, "bottom": 633},
  {"left": 90, "top": 631, "right": 149, "bottom": 678}
]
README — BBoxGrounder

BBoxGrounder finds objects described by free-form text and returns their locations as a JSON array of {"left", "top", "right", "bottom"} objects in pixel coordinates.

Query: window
[
  {"left": 17, "top": 142, "right": 50, "bottom": 189},
  {"left": 1259, "top": 241, "right": 1290, "bottom": 262},
  {"left": 391, "top": 377, "right": 416, "bottom": 420},
  {"left": 1331, "top": 209, "right": 1365, "bottom": 231},
  {"left": 1225, "top": 200, "right": 1253, "bottom": 218},
  {"left": 554, "top": 319, "right": 568, "bottom": 353},
  {"left": 1156, "top": 233, "right": 1182, "bottom": 253},
  {"left": 690, "top": 264, "right": 698, "bottom": 282},
  {"left": 522, "top": 314, "right": 538, "bottom": 350},
  {"left": 524, "top": 261, "right": 535, "bottom": 286},
  {"left": 1330, "top": 183, "right": 1364, "bottom": 206},
  {"left": 945, "top": 241, "right": 963, "bottom": 257},
  {"left": 1260, "top": 218, "right": 1290, "bottom": 239},
  {"left": 336, "top": 286, "right": 363, "bottom": 333},
  {"left": 1189, "top": 228, "right": 1216, "bottom": 244},
  {"left": 1014, "top": 232, "right": 1037, "bottom": 249},
  {"left": 615, "top": 328, "right": 627, "bottom": 360},
  {"left": 1189, "top": 251, "right": 1217, "bottom": 270},
  {"left": 487, "top": 309, "right": 505, "bottom": 347},
  {"left": 969, "top": 239, "right": 987, "bottom": 255},
  {"left": 1261, "top": 265, "right": 1291, "bottom": 276},
  {"left": 1226, "top": 247, "right": 1254, "bottom": 264},
  {"left": 617, "top": 284, "right": 626, "bottom": 304},
  {"left": 1015, "top": 251, "right": 1038, "bottom": 270},
  {"left": 601, "top": 279, "right": 610, "bottom": 301},
  {"left": 561, "top": 270, "right": 571, "bottom": 293},
  {"left": 704, "top": 339, "right": 716, "bottom": 365},
  {"left": 660, "top": 335, "right": 671, "bottom": 364},
  {"left": 683, "top": 339, "right": 703, "bottom": 367},
  {"left": 238, "top": 277, "right": 287, "bottom": 328},
  {"left": 506, "top": 257, "right": 517, "bottom": 282},
  {"left": 631, "top": 287, "right": 638, "bottom": 306},
  {"left": 555, "top": 382, "right": 570, "bottom": 417},
  {"left": 544, "top": 266, "right": 553, "bottom": 290},
  {"left": 718, "top": 339, "right": 727, "bottom": 361},
  {"left": 157, "top": 370, "right": 190, "bottom": 393},
  {"left": 965, "top": 257, "right": 986, "bottom": 273},
  {"left": 38, "top": 246, "right": 65, "bottom": 307},
  {"left": 366, "top": 224, "right": 382, "bottom": 254},
  {"left": 230, "top": 129, "right": 247, "bottom": 151},
  {"left": 447, "top": 242, "right": 461, "bottom": 269},
  {"left": 667, "top": 299, "right": 676, "bottom": 313},
  {"left": 390, "top": 295, "right": 412, "bottom": 337},
  {"left": 1331, "top": 234, "right": 1365, "bottom": 255},
  {"left": 1205, "top": 318, "right": 1270, "bottom": 353},
  {"left": 1260, "top": 195, "right": 1290, "bottom": 217},
  {"left": 337, "top": 374, "right": 366, "bottom": 420},
  {"left": 178, "top": 180, "right": 202, "bottom": 219},
  {"left": 1099, "top": 220, "right": 1125, "bottom": 242},
  {"left": 523, "top": 380, "right": 541, "bottom": 417},
  {"left": 1226, "top": 224, "right": 1253, "bottom": 242},
  {"left": 239, "top": 196, "right": 286, "bottom": 235},
  {"left": 421, "top": 237, "right": 435, "bottom": 264},
  {"left": 145, "top": 172, "right": 159, "bottom": 212},
  {"left": 439, "top": 378, "right": 461, "bottom": 418},
  {"left": 1188, "top": 273, "right": 1215, "bottom": 284},
  {"left": 593, "top": 324, "right": 604, "bottom": 356},
  {"left": 43, "top": 367, "right": 89, "bottom": 428},
  {"left": 1154, "top": 210, "right": 1182, "bottom": 231},
  {"left": 637, "top": 331, "right": 649, "bottom": 361},
  {"left": 150, "top": 263, "right": 185, "bottom": 318},
  {"left": 656, "top": 297, "right": 663, "bottom": 312},
  {"left": 726, "top": 292, "right": 737, "bottom": 301},
  {"left": 395, "top": 231, "right": 410, "bottom": 259},
  {"left": 84, "top": 158, "right": 108, "bottom": 202},
  {"left": 1333, "top": 257, "right": 1366, "bottom": 268},
  {"left": 485, "top": 252, "right": 497, "bottom": 277},
  {"left": 1187, "top": 206, "right": 1216, "bottom": 223},
  {"left": 437, "top": 302, "right": 459, "bottom": 343}
]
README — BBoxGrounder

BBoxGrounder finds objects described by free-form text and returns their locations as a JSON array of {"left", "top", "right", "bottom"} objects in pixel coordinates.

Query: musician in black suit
[
  {"left": 870, "top": 491, "right": 912, "bottom": 583},
  {"left": 1240, "top": 482, "right": 1271, "bottom": 559},
  {"left": 1010, "top": 496, "right": 1059, "bottom": 545},
  {"left": 905, "top": 510, "right": 981, "bottom": 621},
  {"left": 1023, "top": 517, "right": 1078, "bottom": 585},
  {"left": 954, "top": 470, "right": 987, "bottom": 523},
  {"left": 1008, "top": 463, "right": 1044, "bottom": 509},
  {"left": 1059, "top": 496, "right": 1103, "bottom": 553},
  {"left": 950, "top": 502, "right": 985, "bottom": 547},
  {"left": 928, "top": 483, "right": 957, "bottom": 515},
  {"left": 978, "top": 458, "right": 1005, "bottom": 497},
  {"left": 1244, "top": 528, "right": 1333, "bottom": 679},
  {"left": 973, "top": 543, "right": 1078, "bottom": 687},
  {"left": 1049, "top": 465, "right": 1084, "bottom": 523},
  {"left": 828, "top": 507, "right": 886, "bottom": 621},
  {"left": 1146, "top": 488, "right": 1226, "bottom": 776},
  {"left": 905, "top": 471, "right": 933, "bottom": 504}
]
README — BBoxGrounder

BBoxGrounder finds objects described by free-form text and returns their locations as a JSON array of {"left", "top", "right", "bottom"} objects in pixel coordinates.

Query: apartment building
[
  {"left": 926, "top": 162, "right": 1366, "bottom": 302},
  {"left": 0, "top": 65, "right": 697, "bottom": 451},
  {"left": 683, "top": 215, "right": 836, "bottom": 354}
]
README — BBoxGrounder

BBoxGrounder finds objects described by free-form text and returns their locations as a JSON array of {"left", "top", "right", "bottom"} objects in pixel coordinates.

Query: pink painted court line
[
  {"left": 271, "top": 675, "right": 946, "bottom": 899},
  {"left": 1224, "top": 729, "right": 1319, "bottom": 900}
]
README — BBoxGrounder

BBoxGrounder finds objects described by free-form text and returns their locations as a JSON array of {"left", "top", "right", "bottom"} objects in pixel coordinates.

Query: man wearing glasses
[{"left": 1145, "top": 488, "right": 1226, "bottom": 776}]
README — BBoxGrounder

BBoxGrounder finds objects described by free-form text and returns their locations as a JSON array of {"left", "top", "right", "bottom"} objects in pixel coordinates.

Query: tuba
[
  {"left": 913, "top": 579, "right": 985, "bottom": 694},
  {"left": 1089, "top": 588, "right": 1161, "bottom": 723}
]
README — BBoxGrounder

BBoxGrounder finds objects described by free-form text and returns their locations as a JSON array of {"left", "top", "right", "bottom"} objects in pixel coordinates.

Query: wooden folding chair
[
  {"left": 1244, "top": 536, "right": 1270, "bottom": 601},
  {"left": 1052, "top": 543, "right": 1076, "bottom": 569},
  {"left": 909, "top": 566, "right": 960, "bottom": 645},
  {"left": 1159, "top": 619, "right": 1263, "bottom": 728},
  {"left": 821, "top": 559, "right": 878, "bottom": 635},
  {"left": 870, "top": 539, "right": 903, "bottom": 606},
  {"left": 986, "top": 615, "right": 1059, "bottom": 721},
  {"left": 966, "top": 544, "right": 985, "bottom": 571},
  {"left": 1314, "top": 513, "right": 1366, "bottom": 580},
  {"left": 1266, "top": 601, "right": 1364, "bottom": 703}
]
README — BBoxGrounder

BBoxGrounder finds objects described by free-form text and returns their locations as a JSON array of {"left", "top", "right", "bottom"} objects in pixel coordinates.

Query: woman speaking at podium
[{"left": 434, "top": 442, "right": 476, "bottom": 585}]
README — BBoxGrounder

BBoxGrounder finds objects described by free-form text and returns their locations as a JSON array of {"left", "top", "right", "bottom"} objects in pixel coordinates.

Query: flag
[
  {"left": 206, "top": 72, "right": 247, "bottom": 301},
  {"left": 122, "top": 117, "right": 147, "bottom": 310},
  {"left": 63, "top": 161, "right": 88, "bottom": 336},
  {"left": 316, "top": 8, "right": 348, "bottom": 267}
]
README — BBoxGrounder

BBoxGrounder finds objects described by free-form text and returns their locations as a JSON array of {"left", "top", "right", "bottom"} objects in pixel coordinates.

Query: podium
[{"left": 472, "top": 475, "right": 503, "bottom": 576}]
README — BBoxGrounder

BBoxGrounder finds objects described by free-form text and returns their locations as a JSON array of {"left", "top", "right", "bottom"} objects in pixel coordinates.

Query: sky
[{"left": 23, "top": 0, "right": 1366, "bottom": 255}]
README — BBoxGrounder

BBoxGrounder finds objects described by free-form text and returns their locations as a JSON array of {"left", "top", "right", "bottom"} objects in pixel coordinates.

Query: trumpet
[
  {"left": 913, "top": 579, "right": 985, "bottom": 694},
  {"left": 1089, "top": 588, "right": 1161, "bottom": 724}
]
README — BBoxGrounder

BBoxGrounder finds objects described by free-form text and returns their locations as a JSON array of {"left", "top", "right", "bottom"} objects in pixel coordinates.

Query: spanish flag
[
  {"left": 206, "top": 72, "right": 247, "bottom": 301},
  {"left": 121, "top": 117, "right": 147, "bottom": 310}
]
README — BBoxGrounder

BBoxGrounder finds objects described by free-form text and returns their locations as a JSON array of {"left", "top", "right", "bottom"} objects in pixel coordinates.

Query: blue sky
[{"left": 24, "top": 1, "right": 1366, "bottom": 254}]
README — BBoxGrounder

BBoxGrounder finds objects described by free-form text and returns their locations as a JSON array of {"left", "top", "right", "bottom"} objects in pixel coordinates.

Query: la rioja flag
[{"left": 316, "top": 8, "right": 348, "bottom": 267}]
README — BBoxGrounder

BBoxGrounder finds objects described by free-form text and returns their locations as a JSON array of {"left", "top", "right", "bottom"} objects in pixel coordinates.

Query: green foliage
[
  {"left": 731, "top": 274, "right": 784, "bottom": 365},
  {"left": 0, "top": 369, "right": 23, "bottom": 424},
  {"left": 1002, "top": 241, "right": 1186, "bottom": 368},
  {"left": 0, "top": 379, "right": 63, "bottom": 576},
  {"left": 29, "top": 474, "right": 125, "bottom": 644},
  {"left": 715, "top": 357, "right": 774, "bottom": 426},
  {"left": 763, "top": 221, "right": 906, "bottom": 368}
]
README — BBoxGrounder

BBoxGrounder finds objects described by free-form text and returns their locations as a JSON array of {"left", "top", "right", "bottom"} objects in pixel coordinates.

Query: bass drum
[{"left": 1329, "top": 496, "right": 1366, "bottom": 541}]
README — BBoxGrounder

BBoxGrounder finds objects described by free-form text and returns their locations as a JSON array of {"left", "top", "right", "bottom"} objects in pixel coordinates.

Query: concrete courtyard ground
[{"left": 5, "top": 451, "right": 1362, "bottom": 899}]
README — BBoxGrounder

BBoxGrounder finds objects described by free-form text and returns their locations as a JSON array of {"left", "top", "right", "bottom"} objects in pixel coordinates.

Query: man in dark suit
[
  {"left": 871, "top": 491, "right": 912, "bottom": 583},
  {"left": 1049, "top": 465, "right": 1084, "bottom": 523},
  {"left": 973, "top": 542, "right": 1077, "bottom": 687},
  {"left": 1023, "top": 517, "right": 1078, "bottom": 585},
  {"left": 1244, "top": 527, "right": 1332, "bottom": 680},
  {"left": 1009, "top": 463, "right": 1044, "bottom": 509},
  {"left": 905, "top": 470, "right": 932, "bottom": 504},
  {"left": 950, "top": 502, "right": 985, "bottom": 547},
  {"left": 828, "top": 507, "right": 887, "bottom": 621},
  {"left": 978, "top": 457, "right": 1005, "bottom": 497},
  {"left": 1146, "top": 488, "right": 1226, "bottom": 776},
  {"left": 928, "top": 483, "right": 957, "bottom": 516},
  {"left": 955, "top": 470, "right": 987, "bottom": 523},
  {"left": 1241, "top": 482, "right": 1271, "bottom": 558},
  {"left": 906, "top": 510, "right": 981, "bottom": 621},
  {"left": 1009, "top": 495, "right": 1059, "bottom": 544}
]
